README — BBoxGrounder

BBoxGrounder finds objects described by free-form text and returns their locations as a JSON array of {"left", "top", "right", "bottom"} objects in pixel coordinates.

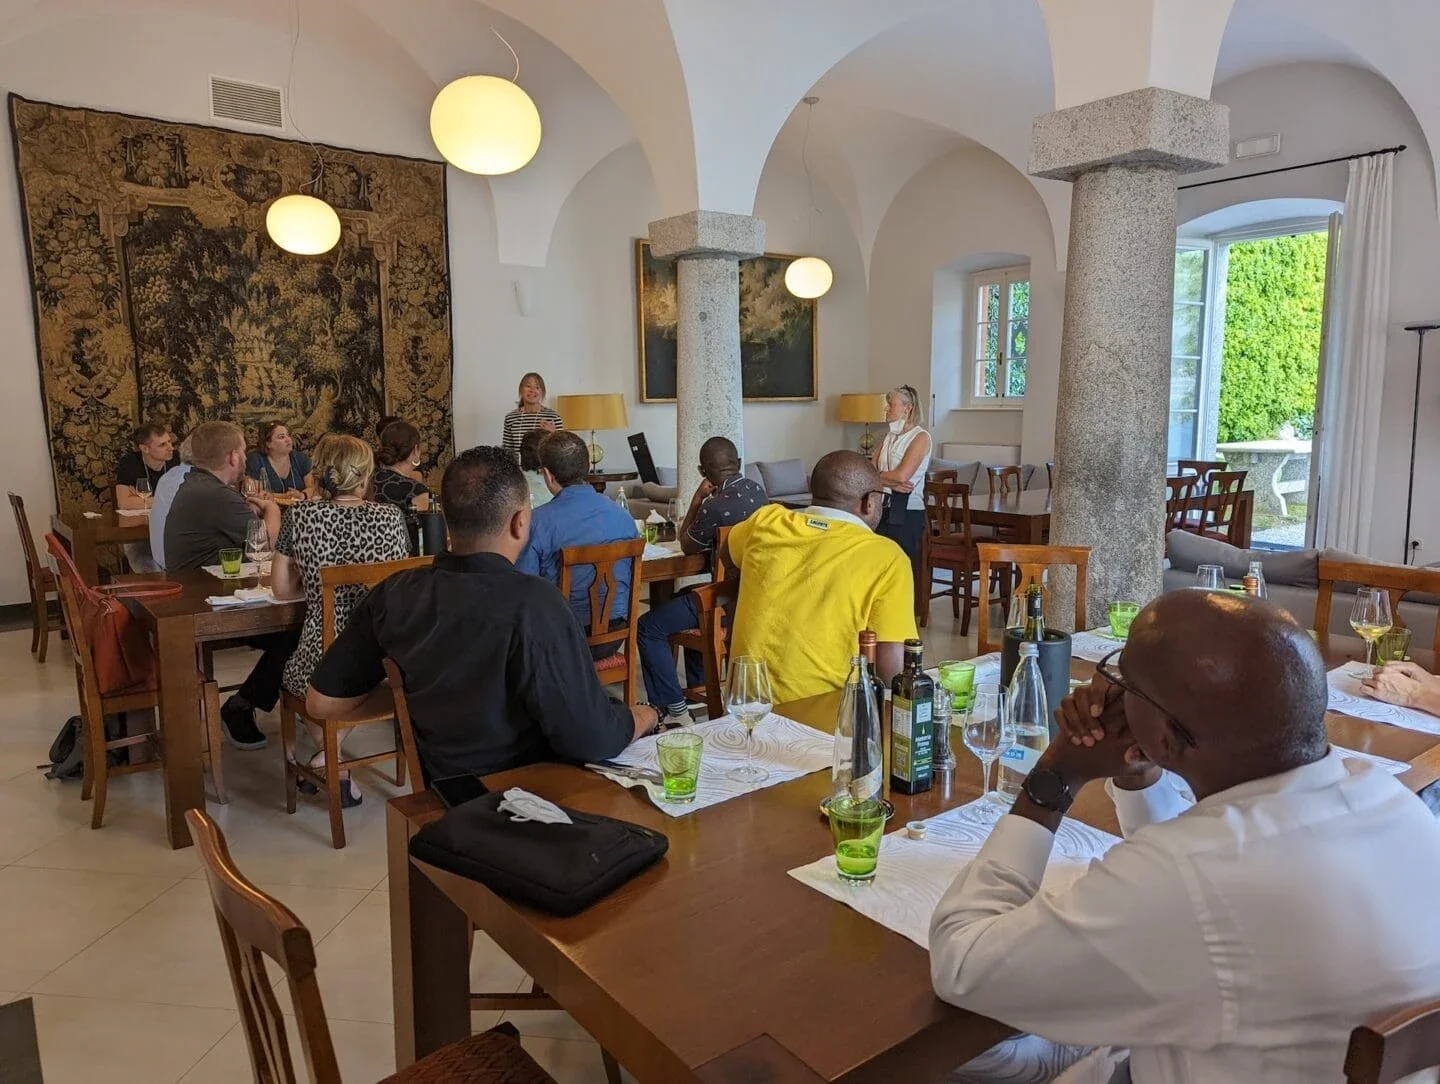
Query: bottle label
[
  {"left": 891, "top": 695, "right": 934, "bottom": 787},
  {"left": 1000, "top": 744, "right": 1042, "bottom": 774}
]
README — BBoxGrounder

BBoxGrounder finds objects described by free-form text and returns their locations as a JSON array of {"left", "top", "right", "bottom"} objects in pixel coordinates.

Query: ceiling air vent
[{"left": 210, "top": 76, "right": 284, "bottom": 130}]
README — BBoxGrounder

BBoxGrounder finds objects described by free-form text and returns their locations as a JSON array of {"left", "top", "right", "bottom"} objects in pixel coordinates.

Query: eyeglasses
[{"left": 1094, "top": 648, "right": 1198, "bottom": 749}]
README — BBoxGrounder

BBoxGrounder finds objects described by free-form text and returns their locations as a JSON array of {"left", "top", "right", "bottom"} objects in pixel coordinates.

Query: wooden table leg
[
  {"left": 650, "top": 577, "right": 677, "bottom": 607},
  {"left": 74, "top": 529, "right": 99, "bottom": 586},
  {"left": 155, "top": 613, "right": 205, "bottom": 849},
  {"left": 389, "top": 804, "right": 469, "bottom": 1069}
]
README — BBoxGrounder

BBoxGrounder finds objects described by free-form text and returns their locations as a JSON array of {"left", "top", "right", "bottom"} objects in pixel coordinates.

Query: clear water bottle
[
  {"left": 1246, "top": 560, "right": 1268, "bottom": 600},
  {"left": 998, "top": 641, "right": 1049, "bottom": 801},
  {"left": 832, "top": 655, "right": 883, "bottom": 803},
  {"left": 615, "top": 487, "right": 630, "bottom": 515}
]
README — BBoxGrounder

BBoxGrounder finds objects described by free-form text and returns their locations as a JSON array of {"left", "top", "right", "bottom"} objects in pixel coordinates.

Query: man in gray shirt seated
[{"left": 165, "top": 420, "right": 291, "bottom": 751}]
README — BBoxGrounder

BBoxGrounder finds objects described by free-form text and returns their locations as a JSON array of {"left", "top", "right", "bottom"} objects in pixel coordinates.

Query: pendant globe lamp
[
  {"left": 430, "top": 31, "right": 542, "bottom": 175},
  {"left": 266, "top": 0, "right": 340, "bottom": 256},
  {"left": 786, "top": 96, "right": 833, "bottom": 300}
]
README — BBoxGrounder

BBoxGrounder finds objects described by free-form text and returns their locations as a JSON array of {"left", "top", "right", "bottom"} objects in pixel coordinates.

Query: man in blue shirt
[
  {"left": 516, "top": 431, "right": 639, "bottom": 656},
  {"left": 149, "top": 434, "right": 193, "bottom": 570}
]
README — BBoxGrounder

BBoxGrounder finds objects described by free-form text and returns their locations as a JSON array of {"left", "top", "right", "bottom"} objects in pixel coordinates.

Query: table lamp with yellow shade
[
  {"left": 838, "top": 393, "right": 888, "bottom": 456},
  {"left": 555, "top": 393, "right": 628, "bottom": 469}
]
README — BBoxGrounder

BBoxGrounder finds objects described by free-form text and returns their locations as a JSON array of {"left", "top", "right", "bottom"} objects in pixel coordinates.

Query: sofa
[{"left": 1163, "top": 530, "right": 1440, "bottom": 647}]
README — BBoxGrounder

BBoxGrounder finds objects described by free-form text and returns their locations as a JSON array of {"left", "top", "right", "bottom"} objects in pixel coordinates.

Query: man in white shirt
[
  {"left": 148, "top": 434, "right": 193, "bottom": 570},
  {"left": 931, "top": 589, "right": 1440, "bottom": 1084}
]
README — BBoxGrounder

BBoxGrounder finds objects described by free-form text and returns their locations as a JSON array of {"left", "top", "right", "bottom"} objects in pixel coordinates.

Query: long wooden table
[
  {"left": 388, "top": 648, "right": 1440, "bottom": 1082},
  {"left": 50, "top": 508, "right": 150, "bottom": 584},
  {"left": 968, "top": 488, "right": 1256, "bottom": 549}
]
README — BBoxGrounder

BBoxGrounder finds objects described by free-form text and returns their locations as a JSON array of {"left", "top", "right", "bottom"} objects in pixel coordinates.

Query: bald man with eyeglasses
[{"left": 932, "top": 589, "right": 1440, "bottom": 1084}]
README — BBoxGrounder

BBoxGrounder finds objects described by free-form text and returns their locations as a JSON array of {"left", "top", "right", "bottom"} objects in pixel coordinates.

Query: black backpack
[{"left": 43, "top": 714, "right": 125, "bottom": 781}]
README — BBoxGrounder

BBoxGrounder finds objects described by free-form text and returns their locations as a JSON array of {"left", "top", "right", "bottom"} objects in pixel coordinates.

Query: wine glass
[
  {"left": 241, "top": 475, "right": 262, "bottom": 500},
  {"left": 133, "top": 476, "right": 151, "bottom": 510},
  {"left": 725, "top": 656, "right": 773, "bottom": 785},
  {"left": 961, "top": 683, "right": 1014, "bottom": 823},
  {"left": 1194, "top": 564, "right": 1225, "bottom": 591},
  {"left": 244, "top": 519, "right": 271, "bottom": 574},
  {"left": 1349, "top": 587, "right": 1393, "bottom": 669}
]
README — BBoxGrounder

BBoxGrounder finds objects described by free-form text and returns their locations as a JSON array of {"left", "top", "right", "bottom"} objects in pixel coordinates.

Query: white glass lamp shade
[
  {"left": 784, "top": 256, "right": 833, "bottom": 299},
  {"left": 265, "top": 194, "right": 341, "bottom": 255},
  {"left": 430, "top": 75, "right": 542, "bottom": 175}
]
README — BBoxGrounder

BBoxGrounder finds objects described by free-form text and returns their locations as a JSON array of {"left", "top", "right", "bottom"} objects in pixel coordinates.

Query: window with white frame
[
  {"left": 968, "top": 265, "right": 1029, "bottom": 403},
  {"left": 1169, "top": 245, "right": 1209, "bottom": 462}
]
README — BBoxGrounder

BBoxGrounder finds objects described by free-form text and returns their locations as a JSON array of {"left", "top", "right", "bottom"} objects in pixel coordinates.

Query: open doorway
[{"left": 1172, "top": 198, "right": 1342, "bottom": 550}]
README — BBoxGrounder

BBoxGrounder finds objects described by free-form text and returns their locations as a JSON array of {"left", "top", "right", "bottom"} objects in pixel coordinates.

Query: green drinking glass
[
  {"left": 938, "top": 661, "right": 976, "bottom": 713},
  {"left": 644, "top": 522, "right": 660, "bottom": 545},
  {"left": 1108, "top": 601, "right": 1139, "bottom": 639},
  {"left": 829, "top": 795, "right": 886, "bottom": 883},
  {"left": 655, "top": 729, "right": 704, "bottom": 803},
  {"left": 218, "top": 548, "right": 243, "bottom": 577},
  {"left": 1377, "top": 627, "right": 1412, "bottom": 663}
]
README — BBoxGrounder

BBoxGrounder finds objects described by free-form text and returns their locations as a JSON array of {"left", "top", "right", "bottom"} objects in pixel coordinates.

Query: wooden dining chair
[
  {"left": 1315, "top": 558, "right": 1440, "bottom": 656},
  {"left": 926, "top": 468, "right": 958, "bottom": 484},
  {"left": 986, "top": 464, "right": 1024, "bottom": 497},
  {"left": 1176, "top": 459, "right": 1225, "bottom": 495},
  {"left": 668, "top": 527, "right": 733, "bottom": 718},
  {"left": 560, "top": 538, "right": 645, "bottom": 705},
  {"left": 1344, "top": 998, "right": 1440, "bottom": 1083},
  {"left": 976, "top": 543, "right": 1091, "bottom": 654},
  {"left": 184, "top": 809, "right": 557, "bottom": 1084},
  {"left": 1164, "top": 475, "right": 1198, "bottom": 533},
  {"left": 920, "top": 481, "right": 980, "bottom": 633},
  {"left": 9, "top": 492, "right": 60, "bottom": 662},
  {"left": 1196, "top": 469, "right": 1248, "bottom": 543},
  {"left": 280, "top": 555, "right": 432, "bottom": 849}
]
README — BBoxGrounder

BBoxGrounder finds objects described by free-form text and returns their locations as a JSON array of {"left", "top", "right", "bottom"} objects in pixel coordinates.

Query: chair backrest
[
  {"left": 1164, "top": 475, "right": 1197, "bottom": 532},
  {"left": 926, "top": 468, "right": 958, "bottom": 485},
  {"left": 317, "top": 555, "right": 433, "bottom": 647},
  {"left": 1316, "top": 558, "right": 1440, "bottom": 656},
  {"left": 48, "top": 536, "right": 103, "bottom": 709},
  {"left": 8, "top": 493, "right": 42, "bottom": 587},
  {"left": 687, "top": 579, "right": 738, "bottom": 718},
  {"left": 1201, "top": 470, "right": 1248, "bottom": 533},
  {"left": 924, "top": 481, "right": 974, "bottom": 550},
  {"left": 1345, "top": 999, "right": 1440, "bottom": 1084},
  {"left": 976, "top": 543, "right": 1090, "bottom": 654},
  {"left": 986, "top": 465, "right": 1023, "bottom": 497},
  {"left": 1177, "top": 458, "right": 1224, "bottom": 478},
  {"left": 559, "top": 538, "right": 645, "bottom": 651},
  {"left": 382, "top": 657, "right": 428, "bottom": 790},
  {"left": 185, "top": 809, "right": 341, "bottom": 1084}
]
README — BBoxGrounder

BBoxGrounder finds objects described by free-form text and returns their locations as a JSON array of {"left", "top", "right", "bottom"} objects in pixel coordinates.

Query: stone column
[
  {"left": 1030, "top": 88, "right": 1229, "bottom": 627},
  {"left": 648, "top": 211, "right": 765, "bottom": 504}
]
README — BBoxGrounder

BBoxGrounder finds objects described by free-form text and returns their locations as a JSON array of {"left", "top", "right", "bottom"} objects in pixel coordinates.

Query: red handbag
[{"left": 45, "top": 532, "right": 184, "bottom": 695}]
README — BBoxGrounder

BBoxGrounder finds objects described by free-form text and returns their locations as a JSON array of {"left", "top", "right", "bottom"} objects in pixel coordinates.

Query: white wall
[
  {"left": 1183, "top": 62, "right": 1440, "bottom": 562},
  {"left": 867, "top": 146, "right": 1062, "bottom": 465}
]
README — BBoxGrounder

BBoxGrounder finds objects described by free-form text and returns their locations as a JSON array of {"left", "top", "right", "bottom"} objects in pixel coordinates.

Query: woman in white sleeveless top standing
[{"left": 873, "top": 384, "right": 932, "bottom": 594}]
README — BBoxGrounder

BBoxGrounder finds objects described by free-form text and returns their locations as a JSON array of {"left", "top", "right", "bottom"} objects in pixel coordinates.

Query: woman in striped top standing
[{"left": 501, "top": 372, "right": 564, "bottom": 459}]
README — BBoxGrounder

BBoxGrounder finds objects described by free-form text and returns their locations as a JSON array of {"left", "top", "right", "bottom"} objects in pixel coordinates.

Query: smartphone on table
[{"left": 431, "top": 773, "right": 489, "bottom": 809}]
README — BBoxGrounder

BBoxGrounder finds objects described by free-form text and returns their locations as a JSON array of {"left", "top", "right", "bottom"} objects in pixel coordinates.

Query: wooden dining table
[
  {"left": 49, "top": 507, "right": 150, "bottom": 584},
  {"left": 969, "top": 486, "right": 1051, "bottom": 544},
  {"left": 387, "top": 642, "right": 1440, "bottom": 1082}
]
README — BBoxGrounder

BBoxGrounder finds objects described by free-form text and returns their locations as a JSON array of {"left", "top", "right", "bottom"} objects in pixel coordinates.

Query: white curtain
[{"left": 1314, "top": 152, "right": 1395, "bottom": 553}]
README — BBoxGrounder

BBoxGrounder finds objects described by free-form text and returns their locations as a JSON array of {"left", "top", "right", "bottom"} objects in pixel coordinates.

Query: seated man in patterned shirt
[{"left": 637, "top": 436, "right": 766, "bottom": 721}]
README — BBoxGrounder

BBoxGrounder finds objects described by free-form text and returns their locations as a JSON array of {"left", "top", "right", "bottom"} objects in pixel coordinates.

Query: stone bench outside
[{"left": 1216, "top": 438, "right": 1312, "bottom": 519}]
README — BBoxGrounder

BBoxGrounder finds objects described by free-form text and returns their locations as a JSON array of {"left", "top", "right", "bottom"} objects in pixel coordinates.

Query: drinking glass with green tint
[
  {"left": 1108, "top": 601, "right": 1139, "bottom": 639},
  {"left": 644, "top": 522, "right": 660, "bottom": 545},
  {"left": 218, "top": 548, "right": 243, "bottom": 577},
  {"left": 830, "top": 795, "right": 885, "bottom": 883},
  {"left": 939, "top": 661, "right": 976, "bottom": 713},
  {"left": 1377, "top": 627, "right": 1412, "bottom": 663},
  {"left": 655, "top": 729, "right": 703, "bottom": 803}
]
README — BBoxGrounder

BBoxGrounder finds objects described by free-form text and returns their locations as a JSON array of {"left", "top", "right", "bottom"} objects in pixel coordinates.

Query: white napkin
[
  {"left": 205, "top": 586, "right": 275, "bottom": 608},
  {"left": 202, "top": 562, "right": 260, "bottom": 579},
  {"left": 497, "top": 788, "right": 573, "bottom": 824},
  {"left": 647, "top": 509, "right": 665, "bottom": 523},
  {"left": 115, "top": 508, "right": 149, "bottom": 517},
  {"left": 925, "top": 652, "right": 1002, "bottom": 691},
  {"left": 1327, "top": 665, "right": 1440, "bottom": 735},
  {"left": 1071, "top": 628, "right": 1122, "bottom": 662},
  {"left": 82, "top": 511, "right": 101, "bottom": 519},
  {"left": 642, "top": 542, "right": 675, "bottom": 561},
  {"left": 1334, "top": 745, "right": 1409, "bottom": 775}
]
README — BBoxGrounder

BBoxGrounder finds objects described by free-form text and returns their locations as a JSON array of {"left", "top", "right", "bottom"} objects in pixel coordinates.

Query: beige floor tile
[
  {"left": 33, "top": 877, "right": 367, "bottom": 1009},
  {"left": 27, "top": 993, "right": 236, "bottom": 1084},
  {"left": 178, "top": 1013, "right": 400, "bottom": 1083},
  {"left": 0, "top": 865, "right": 182, "bottom": 991},
  {"left": 502, "top": 1006, "right": 602, "bottom": 1044}
]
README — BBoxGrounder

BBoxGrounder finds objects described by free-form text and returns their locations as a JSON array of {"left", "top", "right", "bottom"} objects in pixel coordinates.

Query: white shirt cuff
[
  {"left": 1106, "top": 771, "right": 1194, "bottom": 836},
  {"left": 983, "top": 812, "right": 1058, "bottom": 886}
]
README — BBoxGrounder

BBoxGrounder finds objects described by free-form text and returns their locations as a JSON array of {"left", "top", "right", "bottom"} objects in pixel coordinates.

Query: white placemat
[
  {"left": 926, "top": 652, "right": 1002, "bottom": 690},
  {"left": 115, "top": 508, "right": 149, "bottom": 517},
  {"left": 1327, "top": 664, "right": 1440, "bottom": 735},
  {"left": 205, "top": 586, "right": 277, "bottom": 608},
  {"left": 591, "top": 713, "right": 831, "bottom": 817},
  {"left": 788, "top": 799, "right": 1121, "bottom": 948},
  {"left": 203, "top": 562, "right": 260, "bottom": 579},
  {"left": 1070, "top": 628, "right": 1122, "bottom": 662},
  {"left": 1334, "top": 745, "right": 1409, "bottom": 775},
  {"left": 641, "top": 542, "right": 676, "bottom": 562}
]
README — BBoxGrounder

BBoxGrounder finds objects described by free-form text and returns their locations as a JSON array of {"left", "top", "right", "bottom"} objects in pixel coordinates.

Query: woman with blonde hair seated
[{"left": 271, "top": 433, "right": 410, "bottom": 806}]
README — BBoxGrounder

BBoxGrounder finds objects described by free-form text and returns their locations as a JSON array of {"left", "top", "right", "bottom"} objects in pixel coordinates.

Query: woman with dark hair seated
[
  {"left": 245, "top": 420, "right": 313, "bottom": 496},
  {"left": 373, "top": 421, "right": 430, "bottom": 511}
]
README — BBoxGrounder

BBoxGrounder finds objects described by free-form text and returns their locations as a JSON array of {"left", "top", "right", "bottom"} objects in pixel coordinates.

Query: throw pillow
[{"left": 757, "top": 459, "right": 807, "bottom": 497}]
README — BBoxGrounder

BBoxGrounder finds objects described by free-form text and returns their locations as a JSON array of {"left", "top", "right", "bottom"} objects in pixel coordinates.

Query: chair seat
[
  {"left": 281, "top": 684, "right": 395, "bottom": 725},
  {"left": 381, "top": 1025, "right": 556, "bottom": 1083},
  {"left": 593, "top": 652, "right": 628, "bottom": 673}
]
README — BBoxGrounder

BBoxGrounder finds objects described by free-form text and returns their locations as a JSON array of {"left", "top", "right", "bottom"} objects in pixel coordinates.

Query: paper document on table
[
  {"left": 1327, "top": 665, "right": 1440, "bottom": 735},
  {"left": 590, "top": 714, "right": 831, "bottom": 817},
  {"left": 788, "top": 799, "right": 1121, "bottom": 948},
  {"left": 202, "top": 562, "right": 260, "bottom": 579},
  {"left": 641, "top": 542, "right": 676, "bottom": 561},
  {"left": 204, "top": 587, "right": 276, "bottom": 608}
]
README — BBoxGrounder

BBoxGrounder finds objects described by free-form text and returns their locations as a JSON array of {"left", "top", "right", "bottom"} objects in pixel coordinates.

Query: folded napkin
[
  {"left": 82, "top": 511, "right": 101, "bottom": 519},
  {"left": 1327, "top": 665, "right": 1440, "bottom": 735},
  {"left": 1334, "top": 745, "right": 1409, "bottom": 775},
  {"left": 202, "top": 562, "right": 260, "bottom": 579},
  {"left": 642, "top": 542, "right": 675, "bottom": 561},
  {"left": 115, "top": 508, "right": 149, "bottom": 517},
  {"left": 205, "top": 586, "right": 275, "bottom": 608}
]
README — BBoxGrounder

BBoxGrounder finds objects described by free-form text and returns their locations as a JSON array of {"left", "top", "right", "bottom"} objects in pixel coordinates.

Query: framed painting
[{"left": 635, "top": 239, "right": 818, "bottom": 403}]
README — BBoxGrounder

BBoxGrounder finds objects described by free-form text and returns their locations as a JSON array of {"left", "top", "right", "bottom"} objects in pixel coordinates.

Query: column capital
[
  {"left": 1029, "top": 86, "right": 1229, "bottom": 182},
  {"left": 647, "top": 210, "right": 765, "bottom": 260}
]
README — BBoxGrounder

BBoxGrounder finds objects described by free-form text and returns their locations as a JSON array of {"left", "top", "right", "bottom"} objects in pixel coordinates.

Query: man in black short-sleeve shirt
[{"left": 307, "top": 446, "right": 658, "bottom": 783}]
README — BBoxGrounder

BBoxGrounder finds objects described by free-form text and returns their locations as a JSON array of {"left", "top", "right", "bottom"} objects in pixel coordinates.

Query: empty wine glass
[
  {"left": 1194, "top": 564, "right": 1225, "bottom": 591},
  {"left": 725, "top": 656, "right": 773, "bottom": 785},
  {"left": 241, "top": 475, "right": 262, "bottom": 500},
  {"left": 244, "top": 518, "right": 271, "bottom": 573},
  {"left": 962, "top": 683, "right": 1014, "bottom": 823},
  {"left": 132, "top": 476, "right": 151, "bottom": 510},
  {"left": 1349, "top": 587, "right": 1393, "bottom": 669}
]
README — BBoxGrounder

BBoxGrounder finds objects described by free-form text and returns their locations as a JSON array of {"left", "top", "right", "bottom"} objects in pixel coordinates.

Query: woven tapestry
[{"left": 9, "top": 95, "right": 454, "bottom": 515}]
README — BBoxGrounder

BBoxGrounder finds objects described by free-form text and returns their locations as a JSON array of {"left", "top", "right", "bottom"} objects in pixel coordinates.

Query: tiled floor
[{"left": 0, "top": 604, "right": 977, "bottom": 1082}]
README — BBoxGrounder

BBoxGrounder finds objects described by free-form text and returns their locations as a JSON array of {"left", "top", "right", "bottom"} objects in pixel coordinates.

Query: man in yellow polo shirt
[{"left": 723, "top": 450, "right": 917, "bottom": 704}]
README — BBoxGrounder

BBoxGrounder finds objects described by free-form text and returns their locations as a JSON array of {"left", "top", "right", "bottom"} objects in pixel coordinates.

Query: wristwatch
[{"left": 1021, "top": 767, "right": 1075, "bottom": 814}]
